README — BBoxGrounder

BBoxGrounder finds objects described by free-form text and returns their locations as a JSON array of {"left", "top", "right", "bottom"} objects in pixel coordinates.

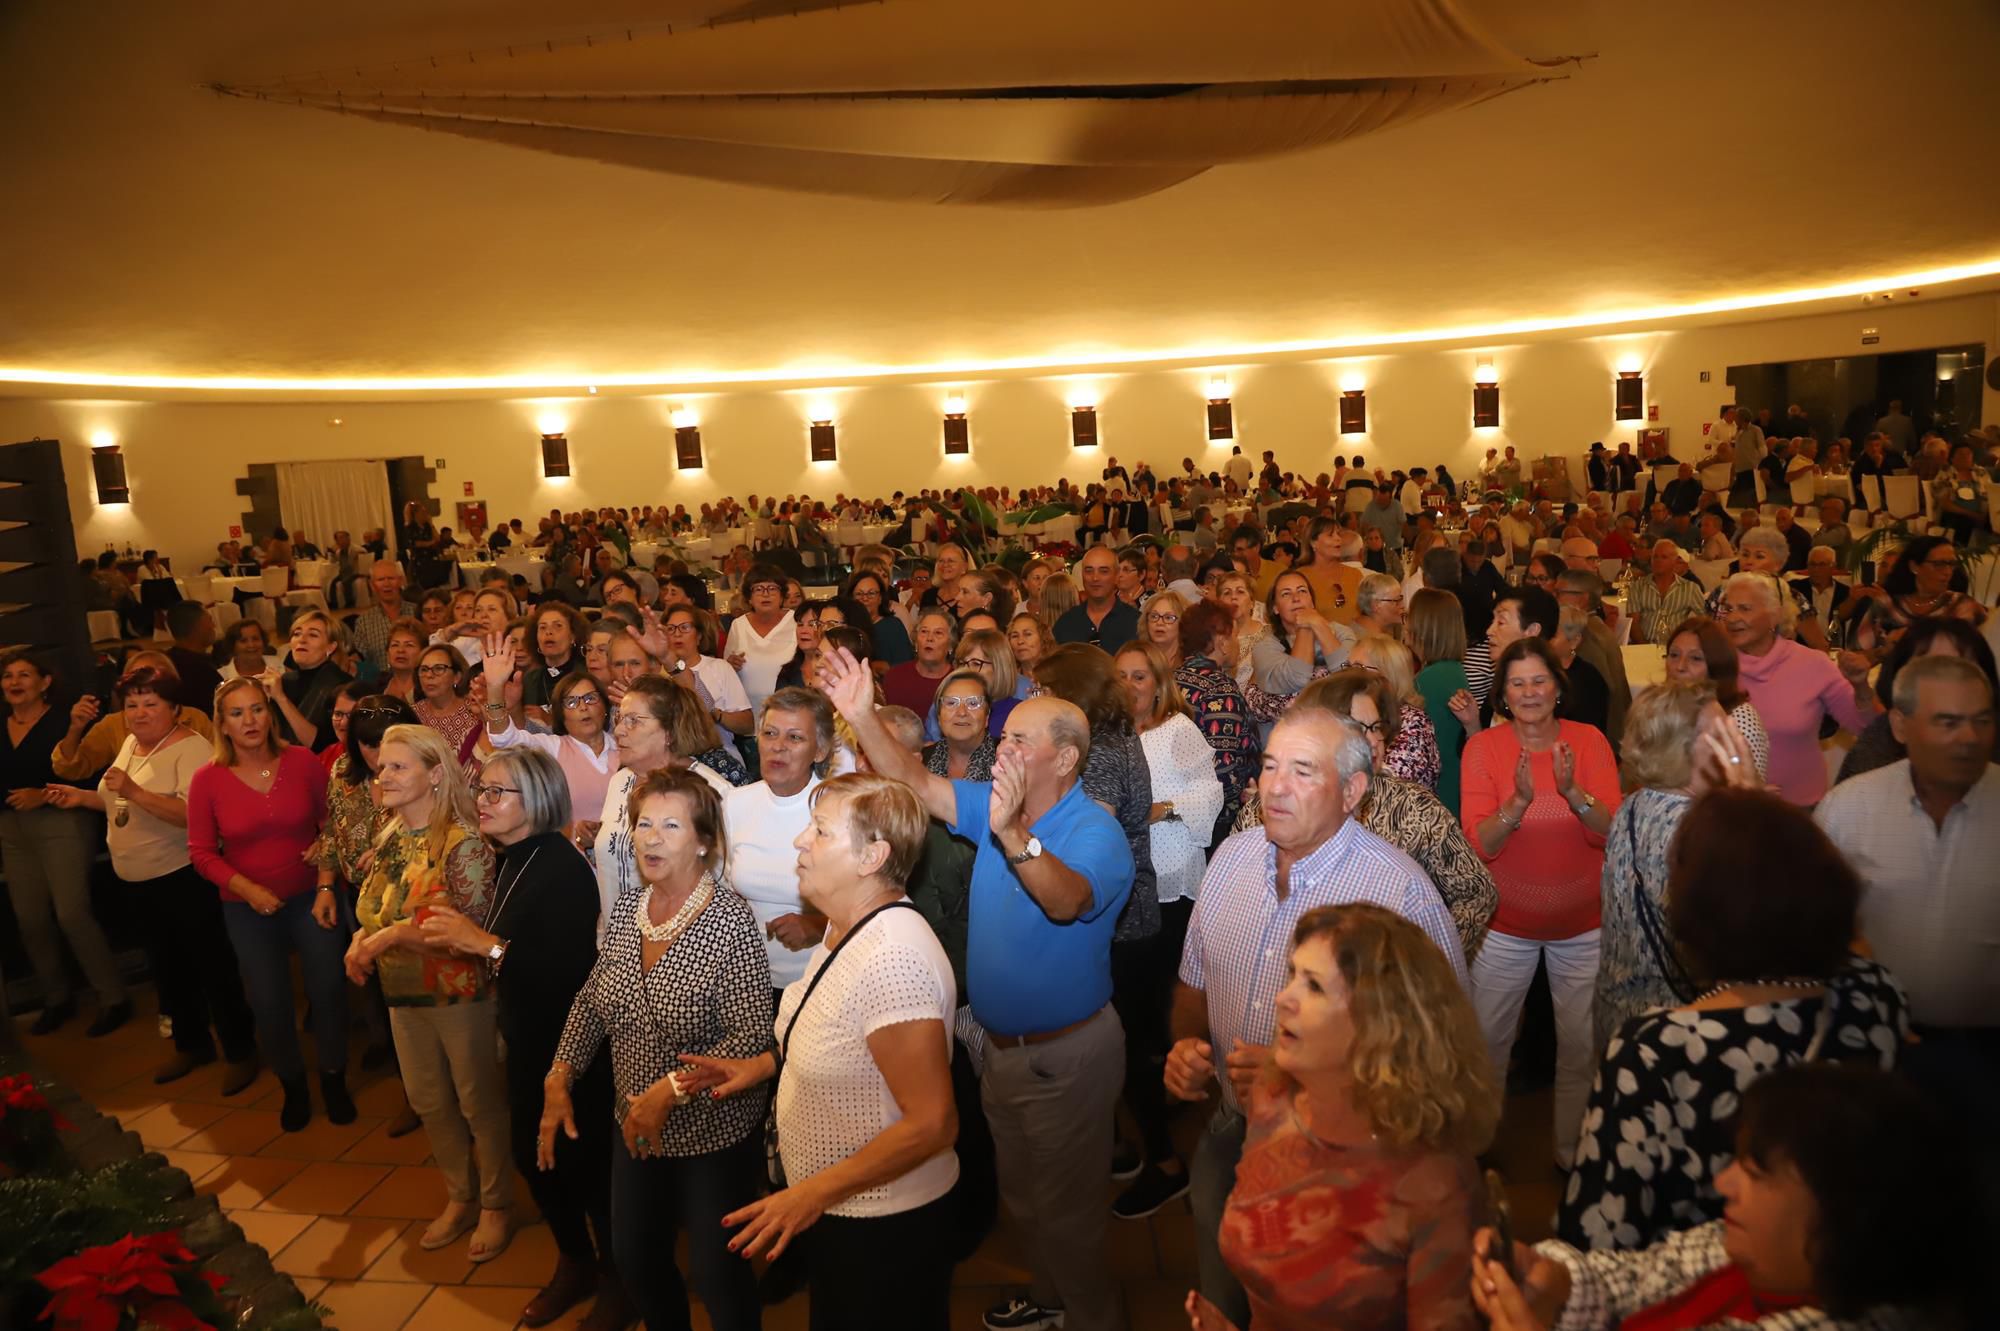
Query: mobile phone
[{"left": 1482, "top": 1168, "right": 1517, "bottom": 1279}]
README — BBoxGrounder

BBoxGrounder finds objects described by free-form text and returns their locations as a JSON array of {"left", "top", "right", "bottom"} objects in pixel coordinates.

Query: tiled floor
[{"left": 18, "top": 988, "right": 1561, "bottom": 1329}]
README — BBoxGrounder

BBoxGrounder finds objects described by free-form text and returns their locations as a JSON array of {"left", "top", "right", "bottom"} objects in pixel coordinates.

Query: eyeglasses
[
  {"left": 562, "top": 694, "right": 604, "bottom": 710},
  {"left": 613, "top": 713, "right": 656, "bottom": 732},
  {"left": 1920, "top": 558, "right": 1958, "bottom": 569},
  {"left": 1147, "top": 612, "right": 1180, "bottom": 624},
  {"left": 472, "top": 783, "right": 522, "bottom": 802},
  {"left": 665, "top": 622, "right": 697, "bottom": 635},
  {"left": 416, "top": 664, "right": 457, "bottom": 676},
  {"left": 958, "top": 656, "right": 992, "bottom": 670},
  {"left": 350, "top": 706, "right": 402, "bottom": 720},
  {"left": 749, "top": 582, "right": 783, "bottom": 595},
  {"left": 1349, "top": 719, "right": 1383, "bottom": 735},
  {"left": 940, "top": 695, "right": 988, "bottom": 711}
]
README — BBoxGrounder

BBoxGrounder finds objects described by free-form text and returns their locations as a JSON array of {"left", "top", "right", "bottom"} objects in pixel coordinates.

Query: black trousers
[
  {"left": 805, "top": 1192, "right": 955, "bottom": 1331},
  {"left": 1110, "top": 908, "right": 1186, "bottom": 1167},
  {"left": 947, "top": 1035, "right": 999, "bottom": 1260},
  {"left": 128, "top": 864, "right": 257, "bottom": 1062},
  {"left": 611, "top": 1128, "right": 763, "bottom": 1331},
  {"left": 507, "top": 1045, "right": 614, "bottom": 1266}
]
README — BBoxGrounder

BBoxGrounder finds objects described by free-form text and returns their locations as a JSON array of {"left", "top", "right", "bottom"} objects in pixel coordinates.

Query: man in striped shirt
[{"left": 1165, "top": 708, "right": 1464, "bottom": 1326}]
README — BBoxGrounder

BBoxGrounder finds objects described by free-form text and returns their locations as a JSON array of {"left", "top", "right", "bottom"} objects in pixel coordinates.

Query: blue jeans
[
  {"left": 611, "top": 1129, "right": 762, "bottom": 1331},
  {"left": 222, "top": 892, "right": 350, "bottom": 1083},
  {"left": 1189, "top": 1103, "right": 1249, "bottom": 1328}
]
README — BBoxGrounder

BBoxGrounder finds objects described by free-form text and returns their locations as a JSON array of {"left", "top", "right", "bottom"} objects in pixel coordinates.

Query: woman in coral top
[
  {"left": 1186, "top": 902, "right": 1498, "bottom": 1331},
  {"left": 1459, "top": 638, "right": 1619, "bottom": 1170}
]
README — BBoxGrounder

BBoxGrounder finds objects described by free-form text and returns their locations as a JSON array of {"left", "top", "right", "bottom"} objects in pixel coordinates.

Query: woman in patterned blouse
[
  {"left": 345, "top": 724, "right": 510, "bottom": 1261},
  {"left": 545, "top": 769, "right": 773, "bottom": 1331},
  {"left": 1189, "top": 902, "right": 1497, "bottom": 1331},
  {"left": 1174, "top": 599, "right": 1262, "bottom": 841},
  {"left": 1558, "top": 789, "right": 1909, "bottom": 1255},
  {"left": 1347, "top": 634, "right": 1442, "bottom": 791},
  {"left": 411, "top": 643, "right": 486, "bottom": 777}
]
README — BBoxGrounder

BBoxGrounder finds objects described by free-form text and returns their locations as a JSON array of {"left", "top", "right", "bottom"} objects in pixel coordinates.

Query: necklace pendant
[{"left": 113, "top": 804, "right": 130, "bottom": 828}]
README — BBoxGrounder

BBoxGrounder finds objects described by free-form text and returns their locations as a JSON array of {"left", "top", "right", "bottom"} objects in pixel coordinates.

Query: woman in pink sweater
[
  {"left": 1718, "top": 572, "right": 1877, "bottom": 805},
  {"left": 1460, "top": 638, "right": 1620, "bottom": 1169}
]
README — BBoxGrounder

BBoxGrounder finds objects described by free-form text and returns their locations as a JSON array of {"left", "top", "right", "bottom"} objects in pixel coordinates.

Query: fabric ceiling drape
[{"left": 275, "top": 460, "right": 395, "bottom": 558}]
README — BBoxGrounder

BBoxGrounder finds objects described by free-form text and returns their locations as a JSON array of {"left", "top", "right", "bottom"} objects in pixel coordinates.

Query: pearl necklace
[{"left": 637, "top": 871, "right": 714, "bottom": 946}]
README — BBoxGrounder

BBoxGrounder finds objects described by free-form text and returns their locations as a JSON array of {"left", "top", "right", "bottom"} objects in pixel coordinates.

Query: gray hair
[
  {"left": 1274, "top": 708, "right": 1375, "bottom": 784},
  {"left": 1556, "top": 605, "right": 1589, "bottom": 644},
  {"left": 1739, "top": 527, "right": 1789, "bottom": 561},
  {"left": 1891, "top": 654, "right": 1992, "bottom": 717},
  {"left": 1356, "top": 572, "right": 1400, "bottom": 619},
  {"left": 761, "top": 686, "right": 837, "bottom": 757},
  {"left": 1721, "top": 570, "right": 1796, "bottom": 634},
  {"left": 480, "top": 747, "right": 572, "bottom": 836},
  {"left": 1041, "top": 697, "right": 1094, "bottom": 772},
  {"left": 1556, "top": 567, "right": 1605, "bottom": 609},
  {"left": 875, "top": 704, "right": 925, "bottom": 754}
]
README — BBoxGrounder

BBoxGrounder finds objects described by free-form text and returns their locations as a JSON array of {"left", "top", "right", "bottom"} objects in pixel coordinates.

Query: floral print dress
[
  {"left": 1557, "top": 956, "right": 1908, "bottom": 1252},
  {"left": 354, "top": 819, "right": 496, "bottom": 1007}
]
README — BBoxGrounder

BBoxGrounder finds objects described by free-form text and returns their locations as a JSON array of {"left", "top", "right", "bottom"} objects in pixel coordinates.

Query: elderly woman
[
  {"left": 882, "top": 606, "right": 957, "bottom": 721},
  {"left": 1591, "top": 682, "right": 1761, "bottom": 1052},
  {"left": 216, "top": 618, "right": 282, "bottom": 682},
  {"left": 950, "top": 627, "right": 1022, "bottom": 739},
  {"left": 724, "top": 563, "right": 798, "bottom": 719},
  {"left": 1174, "top": 600, "right": 1261, "bottom": 837},
  {"left": 923, "top": 669, "right": 997, "bottom": 780},
  {"left": 1483, "top": 1064, "right": 1979, "bottom": 1331},
  {"left": 1347, "top": 634, "right": 1440, "bottom": 790},
  {"left": 479, "top": 633, "right": 619, "bottom": 820},
  {"left": 1661, "top": 615, "right": 1771, "bottom": 778},
  {"left": 521, "top": 601, "right": 590, "bottom": 730},
  {"left": 1182, "top": 904, "right": 1497, "bottom": 1331},
  {"left": 412, "top": 642, "right": 485, "bottom": 774},
  {"left": 725, "top": 687, "right": 837, "bottom": 993},
  {"left": 954, "top": 569, "right": 1015, "bottom": 626},
  {"left": 43, "top": 662, "right": 251, "bottom": 1078},
  {"left": 1836, "top": 616, "right": 2000, "bottom": 781},
  {"left": 417, "top": 749, "right": 631, "bottom": 1330},
  {"left": 345, "top": 724, "right": 511, "bottom": 1260},
  {"left": 272, "top": 610, "right": 353, "bottom": 751},
  {"left": 1344, "top": 570, "right": 1406, "bottom": 648},
  {"left": 1704, "top": 525, "right": 1829, "bottom": 650},
  {"left": 1252, "top": 570, "right": 1349, "bottom": 691},
  {"left": 188, "top": 676, "right": 345, "bottom": 1130},
  {"left": 1408, "top": 588, "right": 1471, "bottom": 817},
  {"left": 546, "top": 770, "right": 773, "bottom": 1331},
  {"left": 1719, "top": 571, "right": 1876, "bottom": 804},
  {"left": 680, "top": 774, "right": 960, "bottom": 1329},
  {"left": 1557, "top": 788, "right": 1908, "bottom": 1253},
  {"left": 660, "top": 604, "right": 756, "bottom": 763},
  {"left": 1214, "top": 572, "right": 1265, "bottom": 686},
  {"left": 1461, "top": 638, "right": 1621, "bottom": 1167},
  {"left": 1006, "top": 611, "right": 1055, "bottom": 679}
]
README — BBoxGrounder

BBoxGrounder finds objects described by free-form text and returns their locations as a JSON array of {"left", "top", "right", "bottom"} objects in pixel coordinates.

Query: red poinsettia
[
  {"left": 0, "top": 1073, "right": 72, "bottom": 1128},
  {"left": 36, "top": 1231, "right": 228, "bottom": 1331},
  {"left": 0, "top": 1073, "right": 72, "bottom": 1176}
]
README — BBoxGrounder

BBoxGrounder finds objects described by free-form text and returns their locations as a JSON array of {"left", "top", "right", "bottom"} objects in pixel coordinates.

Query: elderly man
[
  {"left": 1789, "top": 545, "right": 1852, "bottom": 646},
  {"left": 347, "top": 558, "right": 412, "bottom": 673},
  {"left": 1167, "top": 708, "right": 1465, "bottom": 1326},
  {"left": 1771, "top": 504, "right": 1812, "bottom": 571},
  {"left": 1706, "top": 527, "right": 1829, "bottom": 649},
  {"left": 1812, "top": 495, "right": 1855, "bottom": 558},
  {"left": 1054, "top": 546, "right": 1140, "bottom": 652},
  {"left": 1162, "top": 545, "right": 1204, "bottom": 604},
  {"left": 1625, "top": 539, "right": 1707, "bottom": 645},
  {"left": 1555, "top": 570, "right": 1632, "bottom": 745},
  {"left": 821, "top": 649, "right": 1133, "bottom": 1331}
]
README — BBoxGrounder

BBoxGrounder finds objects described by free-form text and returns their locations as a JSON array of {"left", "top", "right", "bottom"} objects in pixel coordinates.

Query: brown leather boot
[
  {"left": 575, "top": 1264, "right": 638, "bottom": 1331},
  {"left": 520, "top": 1254, "right": 593, "bottom": 1328}
]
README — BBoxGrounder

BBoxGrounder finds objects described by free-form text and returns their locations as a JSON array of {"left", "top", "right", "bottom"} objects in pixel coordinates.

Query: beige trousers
[{"left": 389, "top": 1000, "right": 514, "bottom": 1210}]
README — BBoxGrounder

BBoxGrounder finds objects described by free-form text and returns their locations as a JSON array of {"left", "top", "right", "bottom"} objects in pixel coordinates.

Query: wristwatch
[
  {"left": 485, "top": 939, "right": 508, "bottom": 969},
  {"left": 1006, "top": 835, "right": 1043, "bottom": 866}
]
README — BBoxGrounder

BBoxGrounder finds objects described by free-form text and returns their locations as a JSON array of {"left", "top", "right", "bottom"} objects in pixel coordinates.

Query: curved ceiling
[{"left": 2, "top": 0, "right": 1997, "bottom": 394}]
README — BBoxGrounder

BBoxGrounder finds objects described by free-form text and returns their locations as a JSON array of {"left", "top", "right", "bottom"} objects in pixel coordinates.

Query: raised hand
[
  {"left": 480, "top": 631, "right": 516, "bottom": 692},
  {"left": 629, "top": 609, "right": 671, "bottom": 663},
  {"left": 987, "top": 752, "right": 1027, "bottom": 836},
  {"left": 68, "top": 695, "right": 101, "bottom": 734},
  {"left": 1550, "top": 741, "right": 1577, "bottom": 800},
  {"left": 1447, "top": 689, "right": 1481, "bottom": 731},
  {"left": 817, "top": 647, "right": 874, "bottom": 722}
]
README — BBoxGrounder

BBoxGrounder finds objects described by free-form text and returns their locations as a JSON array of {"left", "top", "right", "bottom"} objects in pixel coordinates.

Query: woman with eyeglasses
[
  {"left": 944, "top": 627, "right": 1022, "bottom": 740},
  {"left": 1848, "top": 534, "right": 1987, "bottom": 659},
  {"left": 922, "top": 669, "right": 997, "bottom": 780},
  {"left": 725, "top": 564, "right": 798, "bottom": 721},
  {"left": 477, "top": 633, "right": 619, "bottom": 827},
  {"left": 843, "top": 570, "right": 913, "bottom": 666},
  {"left": 418, "top": 748, "right": 633, "bottom": 1330},
  {"left": 659, "top": 605, "right": 756, "bottom": 766},
  {"left": 412, "top": 643, "right": 485, "bottom": 777},
  {"left": 1142, "top": 591, "right": 1187, "bottom": 670}
]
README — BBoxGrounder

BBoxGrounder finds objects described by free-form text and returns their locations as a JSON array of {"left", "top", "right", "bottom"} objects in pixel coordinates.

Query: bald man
[{"left": 821, "top": 653, "right": 1134, "bottom": 1331}]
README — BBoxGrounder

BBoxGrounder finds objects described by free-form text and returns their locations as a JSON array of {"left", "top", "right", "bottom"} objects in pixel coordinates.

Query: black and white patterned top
[
  {"left": 1081, "top": 727, "right": 1158, "bottom": 943},
  {"left": 552, "top": 882, "right": 774, "bottom": 1157},
  {"left": 1557, "top": 957, "right": 1908, "bottom": 1252}
]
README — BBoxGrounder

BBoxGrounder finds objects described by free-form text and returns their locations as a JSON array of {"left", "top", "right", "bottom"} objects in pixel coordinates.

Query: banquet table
[
  {"left": 629, "top": 541, "right": 662, "bottom": 569},
  {"left": 291, "top": 559, "right": 333, "bottom": 589},
  {"left": 210, "top": 575, "right": 267, "bottom": 601}
]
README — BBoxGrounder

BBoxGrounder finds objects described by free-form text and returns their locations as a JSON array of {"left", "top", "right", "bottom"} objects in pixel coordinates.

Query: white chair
[
  {"left": 1881, "top": 475, "right": 1923, "bottom": 520},
  {"left": 1698, "top": 462, "right": 1732, "bottom": 495},
  {"left": 182, "top": 572, "right": 214, "bottom": 605},
  {"left": 260, "top": 567, "right": 289, "bottom": 598},
  {"left": 1596, "top": 558, "right": 1626, "bottom": 585},
  {"left": 211, "top": 600, "right": 242, "bottom": 633},
  {"left": 834, "top": 521, "right": 863, "bottom": 563},
  {"left": 1689, "top": 558, "right": 1732, "bottom": 592},
  {"left": 291, "top": 559, "right": 328, "bottom": 589},
  {"left": 1789, "top": 474, "right": 1817, "bottom": 507},
  {"left": 86, "top": 610, "right": 120, "bottom": 642}
]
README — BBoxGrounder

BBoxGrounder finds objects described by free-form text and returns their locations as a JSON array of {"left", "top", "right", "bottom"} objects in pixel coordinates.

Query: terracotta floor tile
[
  {"left": 160, "top": 1147, "right": 231, "bottom": 1185},
  {"left": 364, "top": 1218, "right": 478, "bottom": 1285},
  {"left": 311, "top": 1278, "right": 432, "bottom": 1331},
  {"left": 177, "top": 1107, "right": 285, "bottom": 1156},
  {"left": 127, "top": 1099, "right": 234, "bottom": 1150},
  {"left": 347, "top": 1165, "right": 449, "bottom": 1220},
  {"left": 257, "top": 1114, "right": 380, "bottom": 1163},
  {"left": 407, "top": 1283, "right": 546, "bottom": 1331},
  {"left": 339, "top": 1119, "right": 435, "bottom": 1167},
  {"left": 93, "top": 1074, "right": 165, "bottom": 1115},
  {"left": 200, "top": 1155, "right": 311, "bottom": 1209},
  {"left": 465, "top": 1220, "right": 559, "bottom": 1287},
  {"left": 168, "top": 1058, "right": 276, "bottom": 1108},
  {"left": 226, "top": 1208, "right": 315, "bottom": 1258},
  {"left": 349, "top": 1073, "right": 412, "bottom": 1119},
  {"left": 292, "top": 1278, "right": 328, "bottom": 1301},
  {"left": 262, "top": 1161, "right": 394, "bottom": 1216},
  {"left": 271, "top": 1215, "right": 409, "bottom": 1281}
]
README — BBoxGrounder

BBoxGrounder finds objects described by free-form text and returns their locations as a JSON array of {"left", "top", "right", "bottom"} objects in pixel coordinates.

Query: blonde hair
[
  {"left": 956, "top": 628, "right": 1019, "bottom": 701},
  {"left": 1350, "top": 634, "right": 1421, "bottom": 705},
  {"left": 1405, "top": 588, "right": 1467, "bottom": 666},
  {"left": 210, "top": 677, "right": 288, "bottom": 766},
  {"left": 1619, "top": 680, "right": 1714, "bottom": 792},
  {"left": 378, "top": 723, "right": 480, "bottom": 861},
  {"left": 1293, "top": 903, "right": 1499, "bottom": 1153},
  {"left": 1036, "top": 572, "right": 1079, "bottom": 622},
  {"left": 813, "top": 773, "right": 928, "bottom": 886},
  {"left": 1114, "top": 641, "right": 1189, "bottom": 731}
]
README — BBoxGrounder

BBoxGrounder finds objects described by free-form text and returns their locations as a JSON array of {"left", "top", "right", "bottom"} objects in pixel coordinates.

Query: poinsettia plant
[
  {"left": 0, "top": 1074, "right": 71, "bottom": 1177},
  {"left": 36, "top": 1231, "right": 227, "bottom": 1331}
]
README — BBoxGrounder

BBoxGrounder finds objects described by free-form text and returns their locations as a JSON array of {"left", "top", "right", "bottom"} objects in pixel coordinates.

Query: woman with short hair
[
  {"left": 1214, "top": 571, "right": 1265, "bottom": 688},
  {"left": 951, "top": 628, "right": 1021, "bottom": 738},
  {"left": 923, "top": 669, "right": 997, "bottom": 781},
  {"left": 216, "top": 618, "right": 282, "bottom": 682},
  {"left": 380, "top": 617, "right": 427, "bottom": 701},
  {"left": 1141, "top": 590, "right": 1187, "bottom": 669},
  {"left": 1006, "top": 612, "right": 1054, "bottom": 678},
  {"left": 1559, "top": 787, "right": 1908, "bottom": 1254},
  {"left": 682, "top": 774, "right": 961, "bottom": 1329},
  {"left": 1719, "top": 572, "right": 1875, "bottom": 804},
  {"left": 522, "top": 601, "right": 591, "bottom": 730},
  {"left": 724, "top": 563, "right": 798, "bottom": 718},
  {"left": 1661, "top": 615, "right": 1771, "bottom": 778},
  {"left": 843, "top": 570, "right": 913, "bottom": 665},
  {"left": 726, "top": 688, "right": 838, "bottom": 991}
]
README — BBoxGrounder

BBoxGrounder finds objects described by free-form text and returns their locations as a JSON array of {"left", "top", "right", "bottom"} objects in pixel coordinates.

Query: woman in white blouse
[
  {"left": 723, "top": 687, "right": 835, "bottom": 993},
  {"left": 722, "top": 563, "right": 797, "bottom": 722},
  {"left": 683, "top": 772, "right": 958, "bottom": 1330}
]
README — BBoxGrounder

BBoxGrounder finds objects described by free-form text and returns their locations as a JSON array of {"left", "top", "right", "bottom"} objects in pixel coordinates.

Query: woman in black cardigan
[{"left": 418, "top": 747, "right": 630, "bottom": 1331}]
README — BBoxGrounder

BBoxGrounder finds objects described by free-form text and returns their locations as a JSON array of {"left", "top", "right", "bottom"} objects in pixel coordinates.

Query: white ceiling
[{"left": 3, "top": 0, "right": 1997, "bottom": 393}]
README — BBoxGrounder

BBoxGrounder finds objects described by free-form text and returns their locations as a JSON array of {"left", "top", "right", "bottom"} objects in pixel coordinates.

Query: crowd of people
[{"left": 11, "top": 420, "right": 1999, "bottom": 1331}]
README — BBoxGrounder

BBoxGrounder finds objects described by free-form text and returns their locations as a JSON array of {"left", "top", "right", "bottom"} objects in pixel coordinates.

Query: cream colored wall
[{"left": 6, "top": 291, "right": 1995, "bottom": 571}]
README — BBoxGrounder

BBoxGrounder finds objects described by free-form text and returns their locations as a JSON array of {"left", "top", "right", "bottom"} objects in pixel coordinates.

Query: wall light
[
  {"left": 92, "top": 443, "right": 130, "bottom": 504},
  {"left": 674, "top": 424, "right": 704, "bottom": 470},
  {"left": 670, "top": 405, "right": 699, "bottom": 430},
  {"left": 1337, "top": 370, "right": 1367, "bottom": 394},
  {"left": 1615, "top": 353, "right": 1645, "bottom": 375},
  {"left": 1205, "top": 375, "right": 1234, "bottom": 441},
  {"left": 1071, "top": 405, "right": 1098, "bottom": 447},
  {"left": 540, "top": 432, "right": 571, "bottom": 478},
  {"left": 943, "top": 393, "right": 970, "bottom": 454},
  {"left": 1472, "top": 362, "right": 1500, "bottom": 428},
  {"left": 1615, "top": 371, "right": 1645, "bottom": 421},
  {"left": 809, "top": 420, "right": 837, "bottom": 462},
  {"left": 536, "top": 411, "right": 566, "bottom": 435},
  {"left": 1338, "top": 390, "right": 1367, "bottom": 435}
]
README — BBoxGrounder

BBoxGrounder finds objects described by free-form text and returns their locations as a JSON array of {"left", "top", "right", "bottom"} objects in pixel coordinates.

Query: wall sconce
[
  {"left": 1472, "top": 362, "right": 1500, "bottom": 429},
  {"left": 1071, "top": 406, "right": 1098, "bottom": 447},
  {"left": 1205, "top": 375, "right": 1234, "bottom": 441},
  {"left": 540, "top": 432, "right": 571, "bottom": 478},
  {"left": 1338, "top": 390, "right": 1367, "bottom": 435},
  {"left": 92, "top": 444, "right": 130, "bottom": 504},
  {"left": 809, "top": 420, "right": 837, "bottom": 462},
  {"left": 943, "top": 394, "right": 970, "bottom": 455},
  {"left": 670, "top": 406, "right": 703, "bottom": 469},
  {"left": 1615, "top": 371, "right": 1645, "bottom": 421}
]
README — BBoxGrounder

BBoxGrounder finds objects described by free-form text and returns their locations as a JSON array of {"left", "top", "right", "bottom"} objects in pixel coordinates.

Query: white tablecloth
[
  {"left": 291, "top": 559, "right": 333, "bottom": 589},
  {"left": 1621, "top": 642, "right": 1665, "bottom": 693},
  {"left": 462, "top": 555, "right": 545, "bottom": 587},
  {"left": 861, "top": 523, "right": 894, "bottom": 546},
  {"left": 630, "top": 541, "right": 663, "bottom": 569},
  {"left": 210, "top": 575, "right": 266, "bottom": 601}
]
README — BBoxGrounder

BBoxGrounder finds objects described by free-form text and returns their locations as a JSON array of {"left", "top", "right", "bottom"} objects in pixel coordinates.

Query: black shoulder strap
[{"left": 775, "top": 900, "right": 921, "bottom": 1069}]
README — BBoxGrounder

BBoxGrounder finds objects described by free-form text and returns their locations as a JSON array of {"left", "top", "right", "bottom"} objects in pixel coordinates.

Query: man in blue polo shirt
[{"left": 820, "top": 648, "right": 1133, "bottom": 1331}]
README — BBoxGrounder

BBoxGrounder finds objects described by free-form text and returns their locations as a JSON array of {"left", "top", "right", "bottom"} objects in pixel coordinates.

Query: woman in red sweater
[
  {"left": 1458, "top": 638, "right": 1620, "bottom": 1170},
  {"left": 189, "top": 677, "right": 349, "bottom": 1132}
]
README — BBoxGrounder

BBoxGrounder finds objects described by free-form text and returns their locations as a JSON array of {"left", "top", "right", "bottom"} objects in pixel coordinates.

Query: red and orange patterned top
[
  {"left": 1219, "top": 1076, "right": 1482, "bottom": 1331},
  {"left": 355, "top": 818, "right": 495, "bottom": 1007}
]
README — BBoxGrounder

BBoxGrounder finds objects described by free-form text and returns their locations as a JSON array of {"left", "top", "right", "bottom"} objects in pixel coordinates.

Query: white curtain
[{"left": 275, "top": 460, "right": 394, "bottom": 557}]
